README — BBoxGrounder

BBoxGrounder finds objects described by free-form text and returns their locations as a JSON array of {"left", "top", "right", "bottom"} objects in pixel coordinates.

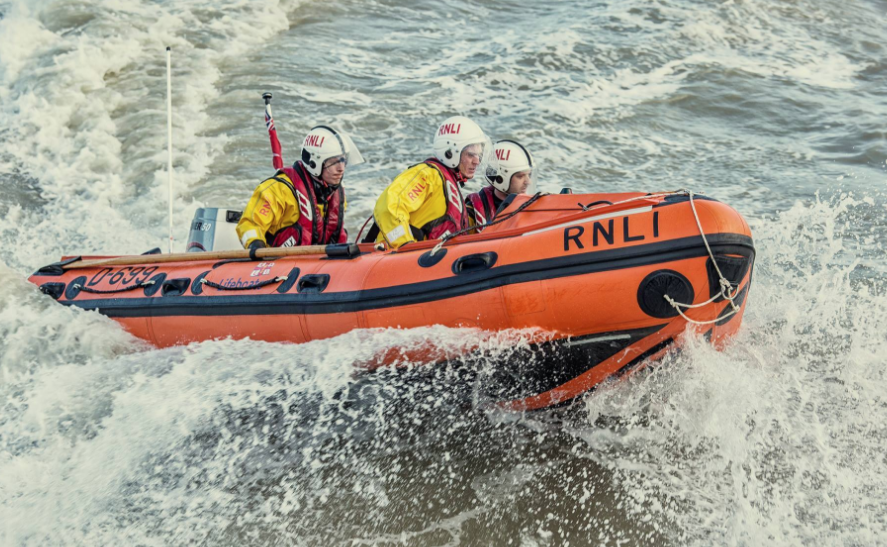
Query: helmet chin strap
[
  {"left": 453, "top": 167, "right": 469, "bottom": 185},
  {"left": 313, "top": 174, "right": 338, "bottom": 202}
]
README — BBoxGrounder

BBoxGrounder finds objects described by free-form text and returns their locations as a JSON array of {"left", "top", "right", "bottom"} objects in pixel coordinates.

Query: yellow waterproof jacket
[
  {"left": 235, "top": 172, "right": 345, "bottom": 248},
  {"left": 373, "top": 163, "right": 453, "bottom": 248}
]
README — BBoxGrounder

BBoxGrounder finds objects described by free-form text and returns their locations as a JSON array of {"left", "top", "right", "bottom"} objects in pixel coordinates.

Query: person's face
[
  {"left": 458, "top": 144, "right": 483, "bottom": 179},
  {"left": 507, "top": 170, "right": 532, "bottom": 195},
  {"left": 321, "top": 155, "right": 347, "bottom": 186}
]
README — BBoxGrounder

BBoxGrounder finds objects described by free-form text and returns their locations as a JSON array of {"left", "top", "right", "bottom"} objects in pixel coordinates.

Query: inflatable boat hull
[{"left": 29, "top": 192, "right": 754, "bottom": 409}]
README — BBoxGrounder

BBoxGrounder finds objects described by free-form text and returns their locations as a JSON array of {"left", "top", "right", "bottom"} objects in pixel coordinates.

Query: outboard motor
[{"left": 186, "top": 208, "right": 243, "bottom": 252}]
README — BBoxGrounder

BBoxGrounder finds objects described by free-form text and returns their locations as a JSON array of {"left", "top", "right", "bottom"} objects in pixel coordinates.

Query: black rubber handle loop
[{"left": 73, "top": 281, "right": 155, "bottom": 295}]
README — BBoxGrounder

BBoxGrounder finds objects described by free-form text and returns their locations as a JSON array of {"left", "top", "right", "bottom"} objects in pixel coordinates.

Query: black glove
[{"left": 248, "top": 240, "right": 266, "bottom": 259}]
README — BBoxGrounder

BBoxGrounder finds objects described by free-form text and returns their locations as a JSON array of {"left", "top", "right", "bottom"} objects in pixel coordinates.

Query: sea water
[{"left": 1, "top": 0, "right": 886, "bottom": 544}]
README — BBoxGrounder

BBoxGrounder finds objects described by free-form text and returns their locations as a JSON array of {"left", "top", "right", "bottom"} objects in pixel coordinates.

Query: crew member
[
  {"left": 236, "top": 125, "right": 364, "bottom": 250},
  {"left": 371, "top": 116, "right": 490, "bottom": 248},
  {"left": 465, "top": 140, "right": 534, "bottom": 231}
]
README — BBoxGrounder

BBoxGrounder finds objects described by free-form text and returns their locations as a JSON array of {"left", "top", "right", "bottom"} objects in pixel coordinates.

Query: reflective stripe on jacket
[{"left": 465, "top": 185, "right": 498, "bottom": 232}]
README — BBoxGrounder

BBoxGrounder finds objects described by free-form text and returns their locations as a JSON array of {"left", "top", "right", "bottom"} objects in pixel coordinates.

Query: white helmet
[
  {"left": 300, "top": 125, "right": 365, "bottom": 178},
  {"left": 485, "top": 140, "right": 533, "bottom": 193},
  {"left": 432, "top": 116, "right": 488, "bottom": 169}
]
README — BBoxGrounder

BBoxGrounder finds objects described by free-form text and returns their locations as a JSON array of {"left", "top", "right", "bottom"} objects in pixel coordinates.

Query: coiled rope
[{"left": 663, "top": 190, "right": 741, "bottom": 325}]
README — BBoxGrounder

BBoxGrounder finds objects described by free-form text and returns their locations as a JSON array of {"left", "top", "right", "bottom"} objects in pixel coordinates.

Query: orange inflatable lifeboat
[{"left": 28, "top": 191, "right": 754, "bottom": 410}]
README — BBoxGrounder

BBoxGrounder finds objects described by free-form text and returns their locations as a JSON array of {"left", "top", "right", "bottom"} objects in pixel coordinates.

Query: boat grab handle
[
  {"left": 297, "top": 274, "right": 330, "bottom": 293},
  {"left": 578, "top": 200, "right": 613, "bottom": 211},
  {"left": 161, "top": 278, "right": 192, "bottom": 297},
  {"left": 452, "top": 252, "right": 498, "bottom": 275}
]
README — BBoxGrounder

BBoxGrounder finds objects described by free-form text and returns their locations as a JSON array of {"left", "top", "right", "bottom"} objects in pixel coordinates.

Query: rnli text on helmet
[
  {"left": 305, "top": 134, "right": 326, "bottom": 147},
  {"left": 495, "top": 148, "right": 512, "bottom": 161},
  {"left": 438, "top": 123, "right": 461, "bottom": 136}
]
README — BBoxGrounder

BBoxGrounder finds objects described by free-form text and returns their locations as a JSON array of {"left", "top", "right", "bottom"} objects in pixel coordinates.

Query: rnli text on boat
[{"left": 563, "top": 211, "right": 660, "bottom": 251}]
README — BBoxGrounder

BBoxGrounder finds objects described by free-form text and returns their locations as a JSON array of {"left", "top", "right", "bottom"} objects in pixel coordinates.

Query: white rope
[
  {"left": 664, "top": 294, "right": 738, "bottom": 326},
  {"left": 585, "top": 189, "right": 688, "bottom": 211},
  {"left": 663, "top": 190, "right": 742, "bottom": 326},
  {"left": 429, "top": 239, "right": 445, "bottom": 256}
]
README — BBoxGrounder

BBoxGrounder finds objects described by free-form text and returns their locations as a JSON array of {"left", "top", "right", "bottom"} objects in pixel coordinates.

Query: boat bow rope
[{"left": 663, "top": 190, "right": 742, "bottom": 325}]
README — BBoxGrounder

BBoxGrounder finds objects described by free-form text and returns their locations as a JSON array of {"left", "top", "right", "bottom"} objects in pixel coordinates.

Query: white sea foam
[
  {"left": 671, "top": 0, "right": 861, "bottom": 89},
  {"left": 1, "top": 0, "right": 886, "bottom": 543},
  {"left": 0, "top": 0, "right": 309, "bottom": 272},
  {"left": 0, "top": 325, "right": 516, "bottom": 544},
  {"left": 0, "top": 263, "right": 141, "bottom": 378},
  {"left": 577, "top": 194, "right": 887, "bottom": 545}
]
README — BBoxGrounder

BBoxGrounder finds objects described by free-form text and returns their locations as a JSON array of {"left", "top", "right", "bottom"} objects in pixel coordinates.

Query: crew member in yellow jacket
[
  {"left": 236, "top": 126, "right": 363, "bottom": 250},
  {"left": 371, "top": 116, "right": 490, "bottom": 249}
]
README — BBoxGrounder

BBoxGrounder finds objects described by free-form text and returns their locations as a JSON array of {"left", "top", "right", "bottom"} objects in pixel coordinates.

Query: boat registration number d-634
[
  {"left": 563, "top": 211, "right": 660, "bottom": 252},
  {"left": 87, "top": 266, "right": 159, "bottom": 287}
]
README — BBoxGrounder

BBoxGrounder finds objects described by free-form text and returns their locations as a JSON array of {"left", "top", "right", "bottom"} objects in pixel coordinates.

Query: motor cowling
[{"left": 186, "top": 208, "right": 243, "bottom": 252}]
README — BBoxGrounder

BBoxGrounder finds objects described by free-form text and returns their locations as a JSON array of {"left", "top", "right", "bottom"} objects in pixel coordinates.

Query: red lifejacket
[
  {"left": 465, "top": 185, "right": 498, "bottom": 231},
  {"left": 417, "top": 158, "right": 468, "bottom": 240},
  {"left": 269, "top": 162, "right": 347, "bottom": 247}
]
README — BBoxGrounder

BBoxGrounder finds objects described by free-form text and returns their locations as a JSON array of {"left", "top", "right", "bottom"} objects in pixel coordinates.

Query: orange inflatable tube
[{"left": 29, "top": 192, "right": 754, "bottom": 410}]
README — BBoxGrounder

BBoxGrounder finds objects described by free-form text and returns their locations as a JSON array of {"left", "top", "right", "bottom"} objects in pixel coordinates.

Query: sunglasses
[{"left": 323, "top": 156, "right": 348, "bottom": 169}]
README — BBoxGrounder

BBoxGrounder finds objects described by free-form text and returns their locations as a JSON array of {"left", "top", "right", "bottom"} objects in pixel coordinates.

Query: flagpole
[{"left": 166, "top": 47, "right": 174, "bottom": 254}]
